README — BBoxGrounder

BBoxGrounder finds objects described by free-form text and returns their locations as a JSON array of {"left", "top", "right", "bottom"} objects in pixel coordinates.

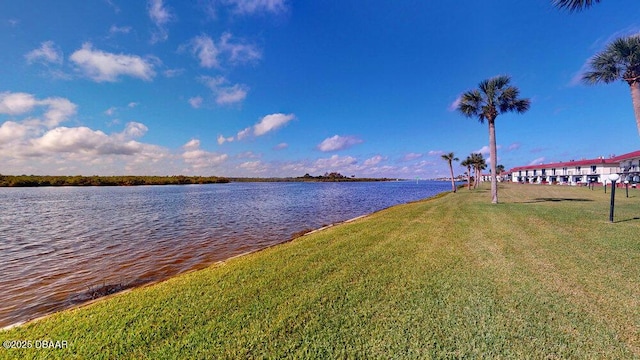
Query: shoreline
[{"left": 1, "top": 191, "right": 448, "bottom": 332}]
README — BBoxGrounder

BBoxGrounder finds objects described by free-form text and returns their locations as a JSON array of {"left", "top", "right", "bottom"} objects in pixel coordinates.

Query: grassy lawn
[{"left": 2, "top": 183, "right": 640, "bottom": 359}]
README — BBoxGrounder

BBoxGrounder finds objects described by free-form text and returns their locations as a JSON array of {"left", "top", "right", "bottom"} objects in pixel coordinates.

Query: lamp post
[
  {"left": 609, "top": 174, "right": 620, "bottom": 223},
  {"left": 625, "top": 180, "right": 630, "bottom": 198}
]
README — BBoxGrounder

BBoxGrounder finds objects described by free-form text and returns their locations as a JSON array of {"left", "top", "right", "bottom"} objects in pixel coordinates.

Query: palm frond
[
  {"left": 552, "top": 0, "right": 601, "bottom": 12},
  {"left": 583, "top": 35, "right": 640, "bottom": 85}
]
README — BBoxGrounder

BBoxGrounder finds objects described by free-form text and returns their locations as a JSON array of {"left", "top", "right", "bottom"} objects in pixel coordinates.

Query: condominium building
[{"left": 508, "top": 150, "right": 640, "bottom": 185}]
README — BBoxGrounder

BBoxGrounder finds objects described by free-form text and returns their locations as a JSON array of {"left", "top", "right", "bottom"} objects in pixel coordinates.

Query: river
[{"left": 0, "top": 180, "right": 452, "bottom": 328}]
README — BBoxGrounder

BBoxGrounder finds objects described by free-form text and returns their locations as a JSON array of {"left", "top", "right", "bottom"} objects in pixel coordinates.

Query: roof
[{"left": 508, "top": 149, "right": 640, "bottom": 173}]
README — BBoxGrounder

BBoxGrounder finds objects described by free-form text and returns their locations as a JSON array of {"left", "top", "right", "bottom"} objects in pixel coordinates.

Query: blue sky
[{"left": 1, "top": 0, "right": 639, "bottom": 178}]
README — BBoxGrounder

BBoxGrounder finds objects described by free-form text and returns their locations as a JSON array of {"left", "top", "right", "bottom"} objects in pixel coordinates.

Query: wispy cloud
[
  {"left": 317, "top": 135, "right": 363, "bottom": 152},
  {"left": 199, "top": 76, "right": 249, "bottom": 105},
  {"left": 148, "top": 0, "right": 174, "bottom": 43},
  {"left": 188, "top": 96, "right": 203, "bottom": 109},
  {"left": 447, "top": 96, "right": 461, "bottom": 112},
  {"left": 225, "top": 0, "right": 288, "bottom": 15},
  {"left": 186, "top": 33, "right": 261, "bottom": 69},
  {"left": 402, "top": 152, "right": 423, "bottom": 161},
  {"left": 25, "top": 41, "right": 63, "bottom": 65},
  {"left": 528, "top": 157, "right": 545, "bottom": 166},
  {"left": 506, "top": 142, "right": 521, "bottom": 151},
  {"left": 427, "top": 150, "right": 444, "bottom": 156}
]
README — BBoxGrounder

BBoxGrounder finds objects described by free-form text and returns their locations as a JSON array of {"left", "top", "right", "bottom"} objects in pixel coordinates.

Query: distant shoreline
[{"left": 0, "top": 174, "right": 399, "bottom": 187}]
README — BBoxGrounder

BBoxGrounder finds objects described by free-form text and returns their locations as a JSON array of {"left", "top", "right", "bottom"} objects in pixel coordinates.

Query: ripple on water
[{"left": 0, "top": 181, "right": 451, "bottom": 327}]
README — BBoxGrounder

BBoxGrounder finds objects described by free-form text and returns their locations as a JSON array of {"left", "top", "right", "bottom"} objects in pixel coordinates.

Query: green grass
[{"left": 2, "top": 183, "right": 640, "bottom": 359}]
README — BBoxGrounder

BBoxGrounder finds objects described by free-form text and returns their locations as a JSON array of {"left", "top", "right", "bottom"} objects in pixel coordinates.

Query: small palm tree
[
  {"left": 441, "top": 152, "right": 459, "bottom": 193},
  {"left": 470, "top": 153, "right": 487, "bottom": 189},
  {"left": 552, "top": 0, "right": 601, "bottom": 12},
  {"left": 582, "top": 35, "right": 640, "bottom": 137},
  {"left": 458, "top": 75, "right": 530, "bottom": 203},
  {"left": 460, "top": 156, "right": 473, "bottom": 190}
]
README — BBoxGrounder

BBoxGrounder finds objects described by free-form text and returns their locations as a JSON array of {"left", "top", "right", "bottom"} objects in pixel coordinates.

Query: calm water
[{"left": 0, "top": 181, "right": 451, "bottom": 328}]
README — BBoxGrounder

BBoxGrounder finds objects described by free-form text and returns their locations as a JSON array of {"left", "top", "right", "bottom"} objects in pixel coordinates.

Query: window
[{"left": 591, "top": 165, "right": 597, "bottom": 172}]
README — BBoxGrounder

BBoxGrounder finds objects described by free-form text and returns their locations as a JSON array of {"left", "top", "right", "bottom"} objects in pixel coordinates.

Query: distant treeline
[
  {"left": 0, "top": 175, "right": 230, "bottom": 187},
  {"left": 230, "top": 172, "right": 395, "bottom": 183}
]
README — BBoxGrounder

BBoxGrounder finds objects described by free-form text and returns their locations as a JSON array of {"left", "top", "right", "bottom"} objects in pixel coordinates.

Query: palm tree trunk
[
  {"left": 474, "top": 165, "right": 479, "bottom": 189},
  {"left": 467, "top": 166, "right": 471, "bottom": 190},
  {"left": 630, "top": 81, "right": 640, "bottom": 137},
  {"left": 448, "top": 162, "right": 456, "bottom": 193},
  {"left": 488, "top": 119, "right": 498, "bottom": 204}
]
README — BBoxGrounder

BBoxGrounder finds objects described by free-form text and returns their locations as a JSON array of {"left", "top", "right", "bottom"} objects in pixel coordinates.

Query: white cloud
[
  {"left": 70, "top": 43, "right": 156, "bottom": 82},
  {"left": 528, "top": 157, "right": 545, "bottom": 166},
  {"left": 127, "top": 102, "right": 138, "bottom": 108},
  {"left": 183, "top": 139, "right": 200, "bottom": 150},
  {"left": 402, "top": 152, "right": 423, "bottom": 161},
  {"left": 30, "top": 122, "right": 151, "bottom": 157},
  {"left": 363, "top": 155, "right": 386, "bottom": 167},
  {"left": 427, "top": 150, "right": 444, "bottom": 156},
  {"left": 315, "top": 154, "right": 358, "bottom": 169},
  {"left": 475, "top": 146, "right": 490, "bottom": 155},
  {"left": 254, "top": 113, "right": 295, "bottom": 136},
  {"left": 163, "top": 68, "right": 184, "bottom": 77},
  {"left": 38, "top": 97, "right": 78, "bottom": 128},
  {"left": 0, "top": 92, "right": 77, "bottom": 128},
  {"left": 218, "top": 113, "right": 295, "bottom": 146},
  {"left": 0, "top": 121, "right": 32, "bottom": 144},
  {"left": 121, "top": 122, "right": 148, "bottom": 139},
  {"left": 0, "top": 92, "right": 37, "bottom": 115},
  {"left": 317, "top": 135, "right": 363, "bottom": 152},
  {"left": 199, "top": 76, "right": 249, "bottom": 106},
  {"left": 190, "top": 35, "right": 220, "bottom": 68},
  {"left": 274, "top": 142, "right": 288, "bottom": 150},
  {"left": 105, "top": 107, "right": 117, "bottom": 116},
  {"left": 188, "top": 33, "right": 261, "bottom": 69},
  {"left": 215, "top": 84, "right": 248, "bottom": 105},
  {"left": 475, "top": 145, "right": 502, "bottom": 156},
  {"left": 109, "top": 25, "right": 131, "bottom": 35},
  {"left": 219, "top": 32, "right": 261, "bottom": 64},
  {"left": 25, "top": 41, "right": 63, "bottom": 65},
  {"left": 448, "top": 96, "right": 461, "bottom": 112},
  {"left": 217, "top": 134, "right": 234, "bottom": 145},
  {"left": 236, "top": 127, "right": 251, "bottom": 140},
  {"left": 225, "top": 0, "right": 288, "bottom": 15},
  {"left": 183, "top": 149, "right": 228, "bottom": 169},
  {"left": 507, "top": 142, "right": 521, "bottom": 151},
  {"left": 239, "top": 160, "right": 267, "bottom": 173},
  {"left": 148, "top": 0, "right": 173, "bottom": 43},
  {"left": 189, "top": 96, "right": 203, "bottom": 109}
]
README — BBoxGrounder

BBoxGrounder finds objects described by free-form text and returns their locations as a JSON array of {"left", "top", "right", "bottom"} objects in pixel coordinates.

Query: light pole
[
  {"left": 625, "top": 180, "right": 630, "bottom": 198},
  {"left": 609, "top": 174, "right": 620, "bottom": 223}
]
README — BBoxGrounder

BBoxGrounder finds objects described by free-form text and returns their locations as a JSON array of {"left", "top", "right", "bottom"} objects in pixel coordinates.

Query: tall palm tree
[
  {"left": 441, "top": 152, "right": 459, "bottom": 193},
  {"left": 552, "top": 0, "right": 601, "bottom": 12},
  {"left": 582, "top": 35, "right": 640, "bottom": 137},
  {"left": 460, "top": 156, "right": 473, "bottom": 190},
  {"left": 458, "top": 76, "right": 530, "bottom": 203}
]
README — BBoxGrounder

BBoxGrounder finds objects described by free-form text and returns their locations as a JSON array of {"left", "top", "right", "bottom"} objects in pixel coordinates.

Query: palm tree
[
  {"left": 552, "top": 0, "right": 601, "bottom": 12},
  {"left": 470, "top": 153, "right": 486, "bottom": 189},
  {"left": 582, "top": 35, "right": 640, "bottom": 137},
  {"left": 441, "top": 152, "right": 459, "bottom": 193},
  {"left": 458, "top": 76, "right": 530, "bottom": 203},
  {"left": 460, "top": 156, "right": 473, "bottom": 190}
]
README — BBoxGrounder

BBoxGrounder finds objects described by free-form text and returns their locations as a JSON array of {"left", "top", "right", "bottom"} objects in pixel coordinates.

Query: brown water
[{"left": 0, "top": 181, "right": 450, "bottom": 328}]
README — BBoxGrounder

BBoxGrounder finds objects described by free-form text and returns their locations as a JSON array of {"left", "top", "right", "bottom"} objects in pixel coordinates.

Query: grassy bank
[{"left": 2, "top": 183, "right": 640, "bottom": 359}]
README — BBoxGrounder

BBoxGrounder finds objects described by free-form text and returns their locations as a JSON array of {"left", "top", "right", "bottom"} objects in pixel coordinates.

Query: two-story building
[{"left": 509, "top": 150, "right": 640, "bottom": 185}]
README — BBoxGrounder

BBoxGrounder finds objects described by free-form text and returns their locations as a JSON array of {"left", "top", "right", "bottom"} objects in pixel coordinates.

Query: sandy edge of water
[{"left": 0, "top": 212, "right": 376, "bottom": 331}]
